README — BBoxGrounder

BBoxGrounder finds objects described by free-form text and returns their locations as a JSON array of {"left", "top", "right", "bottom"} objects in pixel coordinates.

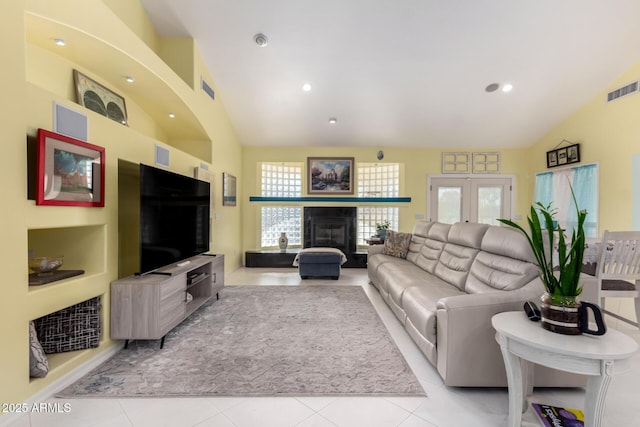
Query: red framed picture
[{"left": 36, "top": 129, "right": 105, "bottom": 207}]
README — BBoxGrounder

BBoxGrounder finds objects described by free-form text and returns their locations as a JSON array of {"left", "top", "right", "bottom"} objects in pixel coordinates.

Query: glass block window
[
  {"left": 260, "top": 163, "right": 303, "bottom": 248},
  {"left": 357, "top": 163, "right": 400, "bottom": 245}
]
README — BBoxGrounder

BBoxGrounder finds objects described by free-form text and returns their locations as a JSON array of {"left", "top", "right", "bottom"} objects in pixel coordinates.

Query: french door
[{"left": 428, "top": 176, "right": 512, "bottom": 224}]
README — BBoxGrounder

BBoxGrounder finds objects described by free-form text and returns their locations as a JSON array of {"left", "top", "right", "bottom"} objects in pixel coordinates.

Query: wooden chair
[{"left": 589, "top": 230, "right": 640, "bottom": 328}]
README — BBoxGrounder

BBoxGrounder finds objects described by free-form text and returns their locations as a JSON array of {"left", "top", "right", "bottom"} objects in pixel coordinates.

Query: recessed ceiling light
[
  {"left": 168, "top": 113, "right": 175, "bottom": 118},
  {"left": 253, "top": 33, "right": 268, "bottom": 47},
  {"left": 302, "top": 83, "right": 312, "bottom": 92},
  {"left": 485, "top": 83, "right": 499, "bottom": 93},
  {"left": 502, "top": 84, "right": 513, "bottom": 92},
  {"left": 54, "top": 38, "right": 66, "bottom": 46},
  {"left": 125, "top": 76, "right": 134, "bottom": 83},
  {"left": 328, "top": 117, "right": 337, "bottom": 124}
]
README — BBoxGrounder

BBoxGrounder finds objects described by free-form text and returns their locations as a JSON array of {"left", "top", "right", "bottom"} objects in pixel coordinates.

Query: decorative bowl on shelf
[{"left": 28, "top": 256, "right": 64, "bottom": 275}]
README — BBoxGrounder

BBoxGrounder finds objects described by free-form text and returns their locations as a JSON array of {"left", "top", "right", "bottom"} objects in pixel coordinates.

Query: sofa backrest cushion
[
  {"left": 428, "top": 222, "right": 451, "bottom": 242},
  {"left": 413, "top": 222, "right": 450, "bottom": 274},
  {"left": 466, "top": 252, "right": 540, "bottom": 293},
  {"left": 411, "top": 220, "right": 433, "bottom": 238},
  {"left": 406, "top": 221, "right": 433, "bottom": 263},
  {"left": 434, "top": 243, "right": 480, "bottom": 290},
  {"left": 480, "top": 226, "right": 537, "bottom": 264},
  {"left": 447, "top": 223, "right": 489, "bottom": 248},
  {"left": 406, "top": 235, "right": 425, "bottom": 264}
]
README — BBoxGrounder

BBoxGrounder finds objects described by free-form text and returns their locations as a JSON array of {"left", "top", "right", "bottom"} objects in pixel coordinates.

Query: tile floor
[{"left": 6, "top": 267, "right": 640, "bottom": 427}]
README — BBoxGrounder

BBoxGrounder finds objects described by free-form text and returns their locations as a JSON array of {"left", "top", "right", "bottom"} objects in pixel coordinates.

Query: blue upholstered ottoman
[{"left": 293, "top": 249, "right": 346, "bottom": 279}]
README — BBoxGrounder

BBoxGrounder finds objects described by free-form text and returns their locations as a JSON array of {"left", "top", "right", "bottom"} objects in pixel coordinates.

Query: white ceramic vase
[{"left": 278, "top": 232, "right": 288, "bottom": 252}]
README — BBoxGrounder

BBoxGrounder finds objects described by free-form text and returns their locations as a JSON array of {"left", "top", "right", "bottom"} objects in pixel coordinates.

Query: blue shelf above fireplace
[{"left": 249, "top": 196, "right": 411, "bottom": 203}]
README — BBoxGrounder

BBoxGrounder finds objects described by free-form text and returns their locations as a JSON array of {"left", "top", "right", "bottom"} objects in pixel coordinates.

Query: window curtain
[{"left": 533, "top": 164, "right": 598, "bottom": 237}]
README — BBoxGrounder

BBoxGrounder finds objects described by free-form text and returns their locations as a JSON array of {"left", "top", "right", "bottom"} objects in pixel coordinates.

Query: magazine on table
[{"left": 532, "top": 403, "right": 584, "bottom": 427}]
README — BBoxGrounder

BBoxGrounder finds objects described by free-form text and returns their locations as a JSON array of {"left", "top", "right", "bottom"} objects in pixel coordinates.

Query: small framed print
[
  {"left": 546, "top": 143, "right": 580, "bottom": 168},
  {"left": 36, "top": 128, "right": 105, "bottom": 207},
  {"left": 567, "top": 144, "right": 580, "bottom": 163},
  {"left": 223, "top": 173, "right": 237, "bottom": 206},
  {"left": 557, "top": 148, "right": 568, "bottom": 165},
  {"left": 73, "top": 70, "right": 128, "bottom": 126}
]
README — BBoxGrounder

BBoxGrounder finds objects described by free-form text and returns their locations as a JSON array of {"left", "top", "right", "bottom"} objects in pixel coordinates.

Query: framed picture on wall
[
  {"left": 35, "top": 128, "right": 105, "bottom": 207},
  {"left": 223, "top": 173, "right": 236, "bottom": 206},
  {"left": 546, "top": 143, "right": 580, "bottom": 168},
  {"left": 557, "top": 148, "right": 568, "bottom": 165},
  {"left": 307, "top": 157, "right": 354, "bottom": 195},
  {"left": 73, "top": 70, "right": 128, "bottom": 126}
]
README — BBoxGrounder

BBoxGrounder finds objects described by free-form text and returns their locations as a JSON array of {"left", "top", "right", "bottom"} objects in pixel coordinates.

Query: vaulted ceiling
[{"left": 140, "top": 0, "right": 640, "bottom": 148}]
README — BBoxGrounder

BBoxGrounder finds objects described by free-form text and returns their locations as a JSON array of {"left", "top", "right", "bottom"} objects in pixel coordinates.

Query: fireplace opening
[
  {"left": 304, "top": 207, "right": 356, "bottom": 256},
  {"left": 313, "top": 221, "right": 347, "bottom": 248}
]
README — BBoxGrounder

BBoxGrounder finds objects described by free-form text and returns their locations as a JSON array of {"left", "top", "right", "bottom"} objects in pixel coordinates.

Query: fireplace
[{"left": 304, "top": 207, "right": 356, "bottom": 256}]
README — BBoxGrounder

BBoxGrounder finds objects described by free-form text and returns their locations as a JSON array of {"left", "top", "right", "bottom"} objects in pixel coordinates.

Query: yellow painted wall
[
  {"left": 241, "top": 146, "right": 533, "bottom": 252},
  {"left": 102, "top": 0, "right": 160, "bottom": 53},
  {"left": 0, "top": 0, "right": 242, "bottom": 410},
  {"left": 528, "top": 60, "right": 640, "bottom": 232},
  {"left": 159, "top": 38, "right": 196, "bottom": 89},
  {"left": 0, "top": 0, "right": 30, "bottom": 408}
]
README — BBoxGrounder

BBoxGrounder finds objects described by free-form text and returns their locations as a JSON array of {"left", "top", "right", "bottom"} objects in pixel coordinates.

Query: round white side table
[{"left": 492, "top": 311, "right": 638, "bottom": 427}]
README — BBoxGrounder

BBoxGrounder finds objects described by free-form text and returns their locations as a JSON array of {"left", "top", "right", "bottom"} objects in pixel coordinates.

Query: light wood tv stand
[{"left": 110, "top": 254, "right": 224, "bottom": 348}]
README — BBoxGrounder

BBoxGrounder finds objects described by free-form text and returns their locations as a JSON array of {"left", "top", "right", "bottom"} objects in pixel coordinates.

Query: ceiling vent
[
  {"left": 201, "top": 77, "right": 215, "bottom": 101},
  {"left": 606, "top": 80, "right": 638, "bottom": 102}
]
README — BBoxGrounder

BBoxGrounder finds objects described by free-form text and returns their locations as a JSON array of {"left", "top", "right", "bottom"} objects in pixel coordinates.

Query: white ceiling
[{"left": 140, "top": 0, "right": 640, "bottom": 149}]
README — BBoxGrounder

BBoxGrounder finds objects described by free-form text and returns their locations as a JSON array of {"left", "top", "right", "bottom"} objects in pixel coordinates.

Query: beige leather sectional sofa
[{"left": 368, "top": 221, "right": 584, "bottom": 387}]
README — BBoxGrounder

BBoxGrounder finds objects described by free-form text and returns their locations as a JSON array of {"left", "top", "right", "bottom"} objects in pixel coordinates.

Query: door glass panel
[
  {"left": 477, "top": 186, "right": 502, "bottom": 225},
  {"left": 437, "top": 187, "right": 462, "bottom": 223},
  {"left": 430, "top": 176, "right": 511, "bottom": 224}
]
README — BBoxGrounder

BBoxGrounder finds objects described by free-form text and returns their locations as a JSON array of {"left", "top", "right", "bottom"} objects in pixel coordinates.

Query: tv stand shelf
[{"left": 110, "top": 254, "right": 224, "bottom": 348}]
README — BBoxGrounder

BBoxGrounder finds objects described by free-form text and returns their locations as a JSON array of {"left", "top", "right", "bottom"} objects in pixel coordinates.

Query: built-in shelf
[
  {"left": 24, "top": 7, "right": 212, "bottom": 161},
  {"left": 27, "top": 225, "right": 106, "bottom": 292},
  {"left": 249, "top": 196, "right": 412, "bottom": 203}
]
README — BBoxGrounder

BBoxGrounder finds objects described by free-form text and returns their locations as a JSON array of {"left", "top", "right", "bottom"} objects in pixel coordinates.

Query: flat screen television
[
  {"left": 139, "top": 164, "right": 210, "bottom": 274},
  {"left": 118, "top": 161, "right": 211, "bottom": 276}
]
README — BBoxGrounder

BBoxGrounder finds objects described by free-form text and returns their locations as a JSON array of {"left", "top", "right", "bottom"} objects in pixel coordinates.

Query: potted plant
[
  {"left": 375, "top": 220, "right": 391, "bottom": 240},
  {"left": 497, "top": 187, "right": 596, "bottom": 334}
]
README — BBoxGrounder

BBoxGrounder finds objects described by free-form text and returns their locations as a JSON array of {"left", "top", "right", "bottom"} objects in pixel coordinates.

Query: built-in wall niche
[{"left": 27, "top": 225, "right": 106, "bottom": 288}]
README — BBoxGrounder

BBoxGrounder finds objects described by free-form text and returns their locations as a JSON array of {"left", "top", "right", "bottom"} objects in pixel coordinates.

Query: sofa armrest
[
  {"left": 367, "top": 244, "right": 385, "bottom": 256},
  {"left": 435, "top": 280, "right": 544, "bottom": 386}
]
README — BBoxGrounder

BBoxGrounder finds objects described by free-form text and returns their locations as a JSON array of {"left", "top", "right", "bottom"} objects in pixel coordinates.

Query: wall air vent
[
  {"left": 201, "top": 77, "right": 215, "bottom": 101},
  {"left": 607, "top": 80, "right": 638, "bottom": 102}
]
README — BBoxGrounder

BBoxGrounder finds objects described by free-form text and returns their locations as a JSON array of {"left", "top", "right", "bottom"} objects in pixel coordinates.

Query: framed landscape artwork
[
  {"left": 36, "top": 128, "right": 105, "bottom": 207},
  {"left": 307, "top": 157, "right": 354, "bottom": 195}
]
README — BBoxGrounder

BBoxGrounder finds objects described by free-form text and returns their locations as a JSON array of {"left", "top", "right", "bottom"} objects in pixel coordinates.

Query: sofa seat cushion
[
  {"left": 367, "top": 254, "right": 402, "bottom": 288},
  {"left": 377, "top": 260, "right": 426, "bottom": 300},
  {"left": 402, "top": 283, "right": 465, "bottom": 343}
]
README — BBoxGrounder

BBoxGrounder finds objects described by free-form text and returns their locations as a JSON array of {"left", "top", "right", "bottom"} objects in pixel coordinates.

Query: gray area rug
[{"left": 58, "top": 286, "right": 425, "bottom": 397}]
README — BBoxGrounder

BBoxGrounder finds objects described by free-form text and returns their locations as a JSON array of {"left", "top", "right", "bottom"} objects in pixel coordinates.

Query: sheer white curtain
[{"left": 533, "top": 164, "right": 598, "bottom": 237}]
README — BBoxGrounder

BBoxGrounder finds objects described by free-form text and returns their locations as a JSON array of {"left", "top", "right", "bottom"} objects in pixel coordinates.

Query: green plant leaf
[{"left": 497, "top": 182, "right": 587, "bottom": 298}]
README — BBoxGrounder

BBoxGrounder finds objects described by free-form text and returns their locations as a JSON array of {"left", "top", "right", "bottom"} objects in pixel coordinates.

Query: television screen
[{"left": 139, "top": 164, "right": 210, "bottom": 274}]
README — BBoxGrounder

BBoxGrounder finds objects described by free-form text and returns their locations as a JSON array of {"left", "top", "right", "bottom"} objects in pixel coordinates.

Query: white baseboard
[{"left": 0, "top": 342, "right": 123, "bottom": 427}]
